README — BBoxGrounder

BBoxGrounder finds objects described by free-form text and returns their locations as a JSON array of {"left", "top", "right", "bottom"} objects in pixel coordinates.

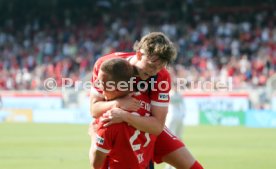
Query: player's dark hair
[{"left": 100, "top": 58, "right": 134, "bottom": 83}]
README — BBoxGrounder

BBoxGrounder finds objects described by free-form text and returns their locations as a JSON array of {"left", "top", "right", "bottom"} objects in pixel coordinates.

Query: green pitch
[{"left": 0, "top": 123, "right": 275, "bottom": 169}]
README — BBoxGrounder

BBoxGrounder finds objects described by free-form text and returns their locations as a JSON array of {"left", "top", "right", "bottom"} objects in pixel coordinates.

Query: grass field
[{"left": 0, "top": 123, "right": 276, "bottom": 169}]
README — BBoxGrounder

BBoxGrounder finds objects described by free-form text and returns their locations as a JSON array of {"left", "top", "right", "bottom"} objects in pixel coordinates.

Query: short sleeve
[
  {"left": 150, "top": 69, "right": 171, "bottom": 107},
  {"left": 95, "top": 124, "right": 120, "bottom": 154}
]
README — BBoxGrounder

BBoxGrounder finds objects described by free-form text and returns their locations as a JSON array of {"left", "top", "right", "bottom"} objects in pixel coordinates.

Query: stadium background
[{"left": 0, "top": 0, "right": 276, "bottom": 169}]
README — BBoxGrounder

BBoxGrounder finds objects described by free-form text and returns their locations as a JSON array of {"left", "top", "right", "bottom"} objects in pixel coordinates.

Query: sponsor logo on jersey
[
  {"left": 158, "top": 93, "right": 169, "bottom": 101},
  {"left": 96, "top": 134, "right": 104, "bottom": 145}
]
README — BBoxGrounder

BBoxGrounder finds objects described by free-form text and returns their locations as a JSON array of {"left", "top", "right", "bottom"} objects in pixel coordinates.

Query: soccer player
[
  {"left": 90, "top": 32, "right": 203, "bottom": 169},
  {"left": 165, "top": 80, "right": 186, "bottom": 169},
  {"left": 89, "top": 58, "right": 156, "bottom": 169},
  {"left": 165, "top": 80, "right": 186, "bottom": 137},
  {"left": 0, "top": 94, "right": 2, "bottom": 109}
]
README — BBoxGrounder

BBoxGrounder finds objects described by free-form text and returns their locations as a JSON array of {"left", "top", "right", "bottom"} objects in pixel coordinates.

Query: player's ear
[{"left": 136, "top": 50, "right": 142, "bottom": 60}]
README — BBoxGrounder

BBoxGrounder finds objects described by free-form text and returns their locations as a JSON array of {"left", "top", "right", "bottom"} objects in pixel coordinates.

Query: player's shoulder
[
  {"left": 95, "top": 52, "right": 135, "bottom": 67},
  {"left": 158, "top": 68, "right": 170, "bottom": 76},
  {"left": 97, "top": 122, "right": 128, "bottom": 137},
  {"left": 92, "top": 52, "right": 135, "bottom": 77},
  {"left": 156, "top": 68, "right": 170, "bottom": 80}
]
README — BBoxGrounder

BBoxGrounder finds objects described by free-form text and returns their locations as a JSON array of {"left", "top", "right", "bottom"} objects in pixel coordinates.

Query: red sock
[{"left": 190, "top": 161, "right": 204, "bottom": 169}]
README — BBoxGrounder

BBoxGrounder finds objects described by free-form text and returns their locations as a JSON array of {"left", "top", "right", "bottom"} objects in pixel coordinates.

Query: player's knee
[{"left": 190, "top": 161, "right": 204, "bottom": 169}]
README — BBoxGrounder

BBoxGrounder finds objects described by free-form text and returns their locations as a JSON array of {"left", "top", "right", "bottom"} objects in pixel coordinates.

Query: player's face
[
  {"left": 135, "top": 54, "right": 166, "bottom": 80},
  {"left": 97, "top": 70, "right": 129, "bottom": 100}
]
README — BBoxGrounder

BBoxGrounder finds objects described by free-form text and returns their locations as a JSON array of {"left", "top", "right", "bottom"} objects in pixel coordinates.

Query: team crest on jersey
[
  {"left": 158, "top": 93, "right": 169, "bottom": 101},
  {"left": 96, "top": 134, "right": 104, "bottom": 145}
]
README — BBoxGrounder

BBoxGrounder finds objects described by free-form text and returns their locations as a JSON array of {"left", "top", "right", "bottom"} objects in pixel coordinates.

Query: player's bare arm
[
  {"left": 90, "top": 82, "right": 168, "bottom": 135},
  {"left": 102, "top": 105, "right": 167, "bottom": 135},
  {"left": 90, "top": 93, "right": 140, "bottom": 118},
  {"left": 90, "top": 150, "right": 107, "bottom": 169},
  {"left": 90, "top": 93, "right": 114, "bottom": 118}
]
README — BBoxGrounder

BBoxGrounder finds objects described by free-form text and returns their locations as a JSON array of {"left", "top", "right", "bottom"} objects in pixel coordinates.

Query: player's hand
[
  {"left": 115, "top": 93, "right": 140, "bottom": 111},
  {"left": 101, "top": 108, "right": 128, "bottom": 127}
]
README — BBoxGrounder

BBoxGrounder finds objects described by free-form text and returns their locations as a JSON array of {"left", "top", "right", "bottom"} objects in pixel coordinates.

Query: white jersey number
[
  {"left": 129, "top": 112, "right": 151, "bottom": 151},
  {"left": 129, "top": 129, "right": 151, "bottom": 151}
]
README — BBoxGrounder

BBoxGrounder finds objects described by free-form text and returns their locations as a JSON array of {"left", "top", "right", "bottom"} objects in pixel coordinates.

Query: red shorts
[
  {"left": 153, "top": 127, "right": 185, "bottom": 163},
  {"left": 89, "top": 122, "right": 185, "bottom": 164}
]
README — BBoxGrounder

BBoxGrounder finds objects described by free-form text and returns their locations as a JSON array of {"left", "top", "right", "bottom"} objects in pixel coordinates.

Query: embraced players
[
  {"left": 89, "top": 32, "right": 204, "bottom": 169},
  {"left": 89, "top": 58, "right": 156, "bottom": 169}
]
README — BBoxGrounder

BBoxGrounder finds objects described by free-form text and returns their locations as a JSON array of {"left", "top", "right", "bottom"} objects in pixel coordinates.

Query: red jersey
[
  {"left": 95, "top": 92, "right": 156, "bottom": 169},
  {"left": 91, "top": 52, "right": 171, "bottom": 108},
  {"left": 91, "top": 52, "right": 183, "bottom": 166}
]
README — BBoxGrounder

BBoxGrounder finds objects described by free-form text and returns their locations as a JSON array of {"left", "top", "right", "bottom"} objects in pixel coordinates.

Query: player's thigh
[
  {"left": 162, "top": 146, "right": 196, "bottom": 169},
  {"left": 154, "top": 128, "right": 195, "bottom": 169},
  {"left": 153, "top": 127, "right": 184, "bottom": 163}
]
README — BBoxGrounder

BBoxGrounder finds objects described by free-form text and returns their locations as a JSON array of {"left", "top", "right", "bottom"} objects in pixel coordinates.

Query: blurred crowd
[{"left": 0, "top": 1, "right": 275, "bottom": 90}]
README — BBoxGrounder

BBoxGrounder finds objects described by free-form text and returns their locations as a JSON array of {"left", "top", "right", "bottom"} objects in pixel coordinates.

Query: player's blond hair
[{"left": 133, "top": 32, "right": 177, "bottom": 64}]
